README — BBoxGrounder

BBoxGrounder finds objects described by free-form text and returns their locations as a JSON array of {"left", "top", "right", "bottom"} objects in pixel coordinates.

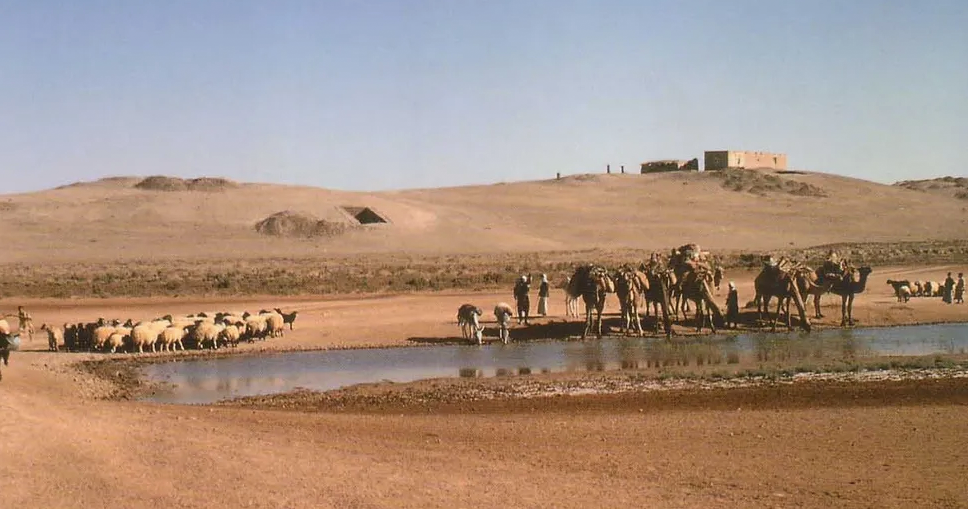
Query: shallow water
[{"left": 140, "top": 323, "right": 968, "bottom": 405}]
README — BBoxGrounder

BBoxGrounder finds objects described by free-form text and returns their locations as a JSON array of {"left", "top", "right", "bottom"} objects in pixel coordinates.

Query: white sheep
[
  {"left": 106, "top": 333, "right": 125, "bottom": 354},
  {"left": 192, "top": 322, "right": 224, "bottom": 350},
  {"left": 39, "top": 323, "right": 63, "bottom": 352},
  {"left": 898, "top": 285, "right": 912, "bottom": 303},
  {"left": 130, "top": 322, "right": 166, "bottom": 353},
  {"left": 219, "top": 324, "right": 242, "bottom": 348},
  {"left": 159, "top": 326, "right": 188, "bottom": 352},
  {"left": 92, "top": 325, "right": 117, "bottom": 350},
  {"left": 245, "top": 316, "right": 268, "bottom": 341},
  {"left": 263, "top": 313, "right": 285, "bottom": 338}
]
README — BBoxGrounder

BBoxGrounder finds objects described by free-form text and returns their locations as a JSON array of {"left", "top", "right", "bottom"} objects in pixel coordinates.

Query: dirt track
[{"left": 2, "top": 264, "right": 968, "bottom": 508}]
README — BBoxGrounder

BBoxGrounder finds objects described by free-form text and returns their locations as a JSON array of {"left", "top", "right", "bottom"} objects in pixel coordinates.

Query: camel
[
  {"left": 638, "top": 260, "right": 674, "bottom": 337},
  {"left": 753, "top": 259, "right": 811, "bottom": 332},
  {"left": 829, "top": 266, "right": 873, "bottom": 326},
  {"left": 567, "top": 265, "right": 614, "bottom": 339},
  {"left": 563, "top": 277, "right": 582, "bottom": 318},
  {"left": 792, "top": 267, "right": 838, "bottom": 319},
  {"left": 613, "top": 266, "right": 647, "bottom": 336},
  {"left": 668, "top": 244, "right": 708, "bottom": 320},
  {"left": 678, "top": 265, "right": 725, "bottom": 333}
]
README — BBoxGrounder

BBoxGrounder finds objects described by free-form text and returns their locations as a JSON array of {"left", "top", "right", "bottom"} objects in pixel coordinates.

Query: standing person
[
  {"left": 943, "top": 272, "right": 955, "bottom": 304},
  {"left": 513, "top": 275, "right": 531, "bottom": 325},
  {"left": 17, "top": 306, "right": 33, "bottom": 341},
  {"left": 537, "top": 274, "right": 550, "bottom": 317},
  {"left": 955, "top": 273, "right": 965, "bottom": 304},
  {"left": 725, "top": 282, "right": 740, "bottom": 329},
  {"left": 0, "top": 328, "right": 11, "bottom": 381}
]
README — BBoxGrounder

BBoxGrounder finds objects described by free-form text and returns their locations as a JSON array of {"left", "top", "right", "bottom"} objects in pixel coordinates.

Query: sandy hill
[
  {"left": 0, "top": 171, "right": 965, "bottom": 264},
  {"left": 894, "top": 176, "right": 968, "bottom": 201}
]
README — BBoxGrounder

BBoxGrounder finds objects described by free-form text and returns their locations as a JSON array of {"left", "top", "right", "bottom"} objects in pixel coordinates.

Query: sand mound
[
  {"left": 705, "top": 169, "right": 827, "bottom": 197},
  {"left": 135, "top": 176, "right": 239, "bottom": 192},
  {"left": 254, "top": 211, "right": 351, "bottom": 238}
]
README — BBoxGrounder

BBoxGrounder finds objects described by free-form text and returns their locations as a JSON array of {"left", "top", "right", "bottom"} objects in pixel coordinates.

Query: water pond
[{"left": 140, "top": 323, "right": 968, "bottom": 405}]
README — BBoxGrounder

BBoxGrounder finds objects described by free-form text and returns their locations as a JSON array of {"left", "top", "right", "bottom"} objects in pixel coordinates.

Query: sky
[{"left": 1, "top": 0, "right": 966, "bottom": 193}]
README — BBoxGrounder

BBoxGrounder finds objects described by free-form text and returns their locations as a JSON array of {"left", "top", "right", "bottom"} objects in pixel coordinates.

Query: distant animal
[
  {"left": 898, "top": 285, "right": 912, "bottom": 303},
  {"left": 886, "top": 279, "right": 912, "bottom": 302},
  {"left": 493, "top": 302, "right": 514, "bottom": 345},
  {"left": 39, "top": 323, "right": 63, "bottom": 352},
  {"left": 456, "top": 304, "right": 484, "bottom": 344},
  {"left": 912, "top": 281, "right": 924, "bottom": 297},
  {"left": 273, "top": 308, "right": 299, "bottom": 330}
]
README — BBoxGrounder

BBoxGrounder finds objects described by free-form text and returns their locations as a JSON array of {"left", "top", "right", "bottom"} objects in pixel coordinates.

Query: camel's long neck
[{"left": 855, "top": 272, "right": 869, "bottom": 293}]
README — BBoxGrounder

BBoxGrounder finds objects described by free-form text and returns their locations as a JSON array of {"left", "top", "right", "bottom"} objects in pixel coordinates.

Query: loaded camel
[
  {"left": 754, "top": 259, "right": 811, "bottom": 332},
  {"left": 567, "top": 265, "right": 614, "bottom": 339},
  {"left": 678, "top": 265, "right": 725, "bottom": 333},
  {"left": 792, "top": 267, "right": 838, "bottom": 319},
  {"left": 667, "top": 245, "right": 723, "bottom": 333}
]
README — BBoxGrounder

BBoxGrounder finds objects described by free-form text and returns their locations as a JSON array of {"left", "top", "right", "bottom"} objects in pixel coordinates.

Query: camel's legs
[
  {"left": 595, "top": 300, "right": 605, "bottom": 338},
  {"left": 846, "top": 294, "right": 855, "bottom": 325},
  {"left": 813, "top": 293, "right": 824, "bottom": 319},
  {"left": 840, "top": 295, "right": 849, "bottom": 326},
  {"left": 770, "top": 296, "right": 783, "bottom": 332},
  {"left": 760, "top": 295, "right": 773, "bottom": 327},
  {"left": 630, "top": 299, "right": 643, "bottom": 336}
]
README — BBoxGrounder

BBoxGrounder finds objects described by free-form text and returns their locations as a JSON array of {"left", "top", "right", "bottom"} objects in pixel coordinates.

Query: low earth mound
[
  {"left": 704, "top": 168, "right": 827, "bottom": 197},
  {"left": 134, "top": 176, "right": 239, "bottom": 192},
  {"left": 894, "top": 176, "right": 968, "bottom": 200},
  {"left": 254, "top": 211, "right": 351, "bottom": 238}
]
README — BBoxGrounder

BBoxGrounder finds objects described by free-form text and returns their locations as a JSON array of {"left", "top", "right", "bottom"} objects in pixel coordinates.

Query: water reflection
[{"left": 140, "top": 323, "right": 968, "bottom": 405}]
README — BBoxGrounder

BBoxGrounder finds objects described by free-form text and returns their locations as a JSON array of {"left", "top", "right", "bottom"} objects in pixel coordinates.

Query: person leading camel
[
  {"left": 513, "top": 275, "right": 531, "bottom": 325},
  {"left": 943, "top": 272, "right": 955, "bottom": 304},
  {"left": 725, "top": 282, "right": 740, "bottom": 329},
  {"left": 537, "top": 274, "right": 550, "bottom": 317},
  {"left": 955, "top": 273, "right": 965, "bottom": 304}
]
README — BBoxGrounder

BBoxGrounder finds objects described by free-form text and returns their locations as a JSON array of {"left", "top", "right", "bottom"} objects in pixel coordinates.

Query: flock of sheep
[
  {"left": 886, "top": 279, "right": 947, "bottom": 303},
  {"left": 45, "top": 309, "right": 298, "bottom": 353}
]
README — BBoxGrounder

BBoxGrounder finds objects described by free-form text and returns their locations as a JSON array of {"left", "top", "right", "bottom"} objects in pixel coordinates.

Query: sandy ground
[
  {"left": 2, "top": 171, "right": 967, "bottom": 264},
  {"left": 2, "top": 264, "right": 968, "bottom": 508}
]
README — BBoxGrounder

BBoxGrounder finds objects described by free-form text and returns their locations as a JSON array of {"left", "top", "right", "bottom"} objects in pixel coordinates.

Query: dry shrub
[
  {"left": 707, "top": 169, "right": 827, "bottom": 197},
  {"left": 895, "top": 176, "right": 968, "bottom": 199},
  {"left": 134, "top": 176, "right": 238, "bottom": 192},
  {"left": 135, "top": 176, "right": 188, "bottom": 191},
  {"left": 255, "top": 211, "right": 351, "bottom": 238}
]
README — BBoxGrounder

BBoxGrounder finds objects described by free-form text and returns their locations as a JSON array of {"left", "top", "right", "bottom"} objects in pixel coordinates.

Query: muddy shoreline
[{"left": 72, "top": 320, "right": 968, "bottom": 411}]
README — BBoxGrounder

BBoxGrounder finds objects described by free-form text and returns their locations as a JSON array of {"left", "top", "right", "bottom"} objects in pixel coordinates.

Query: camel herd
[{"left": 456, "top": 244, "right": 889, "bottom": 344}]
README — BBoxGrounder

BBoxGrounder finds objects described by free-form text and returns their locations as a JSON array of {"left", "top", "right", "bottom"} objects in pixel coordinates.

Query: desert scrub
[{"left": 1, "top": 241, "right": 968, "bottom": 298}]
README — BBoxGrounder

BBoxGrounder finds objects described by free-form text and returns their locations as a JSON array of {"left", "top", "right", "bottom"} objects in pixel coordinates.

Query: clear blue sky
[{"left": 2, "top": 0, "right": 966, "bottom": 193}]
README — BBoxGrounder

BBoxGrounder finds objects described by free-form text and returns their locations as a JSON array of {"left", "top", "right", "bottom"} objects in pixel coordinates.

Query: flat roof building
[{"left": 704, "top": 151, "right": 787, "bottom": 171}]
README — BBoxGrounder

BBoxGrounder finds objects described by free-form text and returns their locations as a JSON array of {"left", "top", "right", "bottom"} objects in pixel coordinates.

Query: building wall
[
  {"left": 704, "top": 151, "right": 787, "bottom": 171},
  {"left": 641, "top": 158, "right": 699, "bottom": 173}
]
